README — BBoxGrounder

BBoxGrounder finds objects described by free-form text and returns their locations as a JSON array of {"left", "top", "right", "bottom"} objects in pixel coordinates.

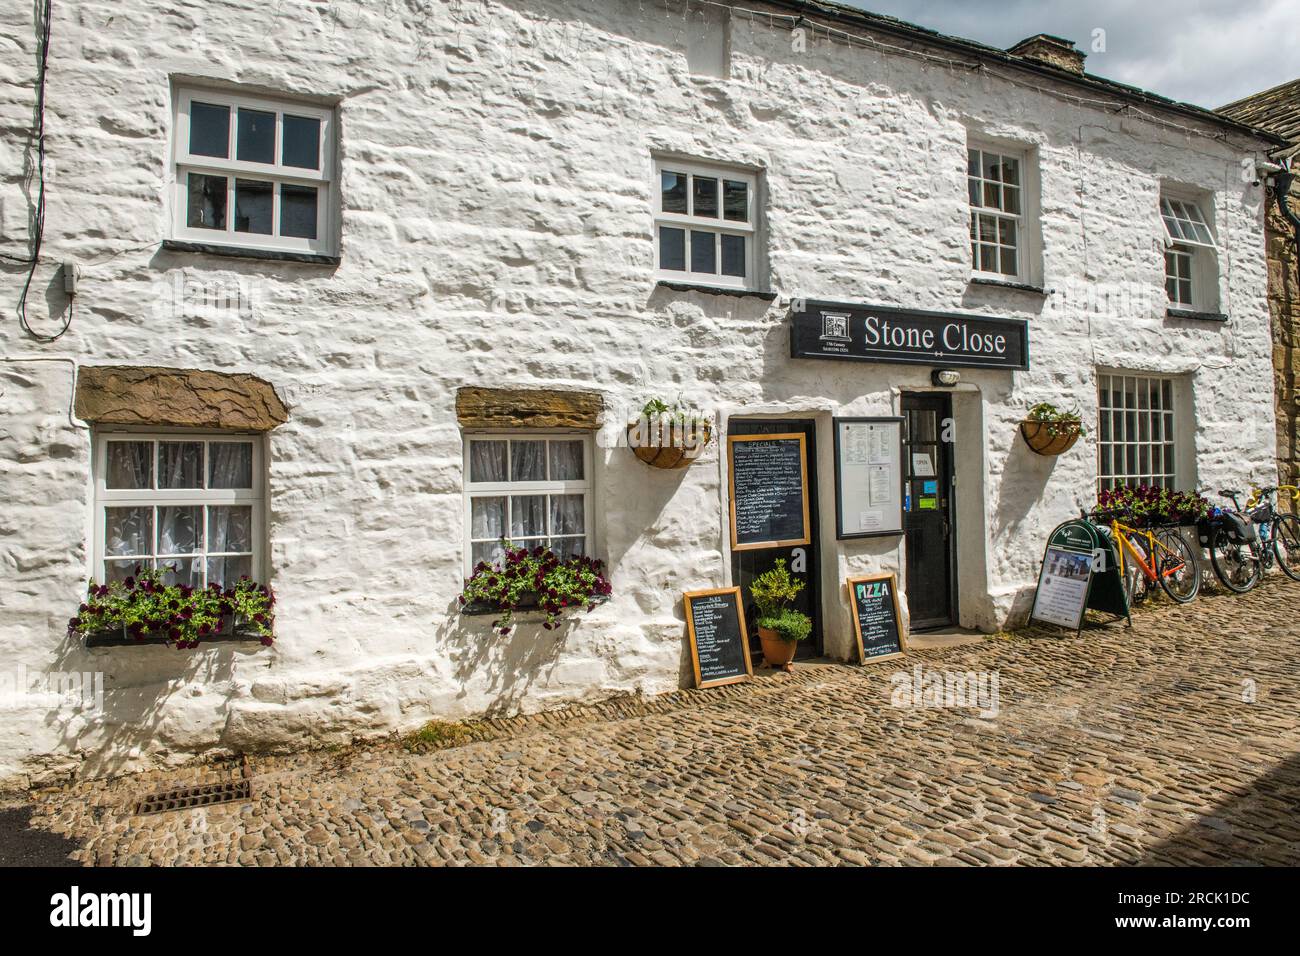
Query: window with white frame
[
  {"left": 172, "top": 87, "right": 335, "bottom": 255},
  {"left": 1160, "top": 194, "right": 1218, "bottom": 311},
  {"left": 968, "top": 146, "right": 1025, "bottom": 279},
  {"left": 94, "top": 434, "right": 264, "bottom": 587},
  {"left": 654, "top": 158, "right": 757, "bottom": 290},
  {"left": 1097, "top": 374, "right": 1178, "bottom": 491},
  {"left": 463, "top": 434, "right": 593, "bottom": 573}
]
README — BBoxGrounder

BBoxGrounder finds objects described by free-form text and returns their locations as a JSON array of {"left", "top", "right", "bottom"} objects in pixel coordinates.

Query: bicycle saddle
[{"left": 1218, "top": 488, "right": 1241, "bottom": 498}]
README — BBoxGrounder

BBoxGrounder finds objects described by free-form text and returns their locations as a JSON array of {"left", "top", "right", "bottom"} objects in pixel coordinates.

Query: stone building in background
[
  {"left": 1221, "top": 80, "right": 1300, "bottom": 493},
  {"left": 0, "top": 0, "right": 1285, "bottom": 785}
]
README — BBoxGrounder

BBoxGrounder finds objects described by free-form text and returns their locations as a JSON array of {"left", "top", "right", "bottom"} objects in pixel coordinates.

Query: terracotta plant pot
[
  {"left": 1019, "top": 419, "right": 1082, "bottom": 456},
  {"left": 626, "top": 422, "right": 712, "bottom": 470},
  {"left": 758, "top": 626, "right": 797, "bottom": 672}
]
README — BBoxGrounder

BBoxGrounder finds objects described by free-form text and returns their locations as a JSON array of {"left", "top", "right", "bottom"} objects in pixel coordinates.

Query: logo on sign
[{"left": 820, "top": 311, "right": 851, "bottom": 341}]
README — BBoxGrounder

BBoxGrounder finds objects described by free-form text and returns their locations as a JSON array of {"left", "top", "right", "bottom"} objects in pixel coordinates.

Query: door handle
[{"left": 942, "top": 517, "right": 950, "bottom": 540}]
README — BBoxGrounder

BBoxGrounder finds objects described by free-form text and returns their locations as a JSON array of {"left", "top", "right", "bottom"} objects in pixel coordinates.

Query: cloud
[{"left": 842, "top": 0, "right": 1300, "bottom": 107}]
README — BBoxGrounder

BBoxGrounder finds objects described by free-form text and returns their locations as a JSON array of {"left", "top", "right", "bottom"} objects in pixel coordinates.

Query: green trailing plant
[
  {"left": 67, "top": 566, "right": 275, "bottom": 648},
  {"left": 750, "top": 559, "right": 804, "bottom": 619},
  {"left": 1026, "top": 401, "right": 1086, "bottom": 438},
  {"left": 459, "top": 542, "right": 612, "bottom": 635},
  {"left": 756, "top": 606, "right": 813, "bottom": 644},
  {"left": 633, "top": 397, "right": 713, "bottom": 449}
]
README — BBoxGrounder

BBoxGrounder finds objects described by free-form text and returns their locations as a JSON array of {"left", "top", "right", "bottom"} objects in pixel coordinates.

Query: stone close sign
[{"left": 789, "top": 300, "right": 1030, "bottom": 370}]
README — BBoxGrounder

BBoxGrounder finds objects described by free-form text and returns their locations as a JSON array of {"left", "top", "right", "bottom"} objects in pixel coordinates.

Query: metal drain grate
[{"left": 134, "top": 779, "right": 251, "bottom": 815}]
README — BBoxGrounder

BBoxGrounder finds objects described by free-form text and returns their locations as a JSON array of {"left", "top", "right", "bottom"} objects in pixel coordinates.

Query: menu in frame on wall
[
  {"left": 728, "top": 433, "right": 811, "bottom": 551},
  {"left": 683, "top": 587, "right": 753, "bottom": 689},
  {"left": 833, "top": 417, "right": 904, "bottom": 538},
  {"left": 846, "top": 572, "right": 907, "bottom": 663}
]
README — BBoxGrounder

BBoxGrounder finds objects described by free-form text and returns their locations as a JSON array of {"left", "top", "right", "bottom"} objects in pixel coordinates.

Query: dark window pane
[
  {"left": 189, "top": 102, "right": 230, "bottom": 158},
  {"left": 281, "top": 184, "right": 318, "bottom": 239},
  {"left": 158, "top": 441, "right": 203, "bottom": 489},
  {"left": 209, "top": 442, "right": 254, "bottom": 489},
  {"left": 187, "top": 173, "right": 227, "bottom": 230},
  {"left": 690, "top": 231, "right": 716, "bottom": 273},
  {"left": 106, "top": 441, "right": 152, "bottom": 489},
  {"left": 282, "top": 114, "right": 320, "bottom": 170},
  {"left": 235, "top": 179, "right": 273, "bottom": 234},
  {"left": 237, "top": 108, "right": 276, "bottom": 164},
  {"left": 661, "top": 171, "right": 687, "bottom": 213},
  {"left": 469, "top": 441, "right": 507, "bottom": 483},
  {"left": 721, "top": 234, "right": 745, "bottom": 277},
  {"left": 692, "top": 176, "right": 718, "bottom": 217},
  {"left": 659, "top": 227, "right": 685, "bottom": 271},
  {"left": 723, "top": 180, "right": 748, "bottom": 221},
  {"left": 509, "top": 441, "right": 546, "bottom": 482},
  {"left": 1000, "top": 246, "right": 1017, "bottom": 276}
]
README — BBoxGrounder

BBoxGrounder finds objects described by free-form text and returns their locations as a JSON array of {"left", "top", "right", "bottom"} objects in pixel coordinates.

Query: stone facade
[
  {"left": 1267, "top": 189, "right": 1300, "bottom": 491},
  {"left": 0, "top": 0, "right": 1281, "bottom": 784},
  {"left": 1219, "top": 80, "right": 1300, "bottom": 498},
  {"left": 74, "top": 366, "right": 288, "bottom": 431}
]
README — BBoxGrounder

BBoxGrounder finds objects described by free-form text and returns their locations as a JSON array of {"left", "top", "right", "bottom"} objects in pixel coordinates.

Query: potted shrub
[
  {"left": 750, "top": 559, "right": 812, "bottom": 672},
  {"left": 68, "top": 566, "right": 275, "bottom": 649},
  {"left": 1020, "top": 402, "right": 1085, "bottom": 456},
  {"left": 626, "top": 397, "right": 713, "bottom": 469},
  {"left": 459, "top": 542, "right": 612, "bottom": 635}
]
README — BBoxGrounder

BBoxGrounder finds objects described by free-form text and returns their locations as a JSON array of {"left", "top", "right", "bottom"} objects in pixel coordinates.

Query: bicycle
[
  {"left": 1088, "top": 509, "right": 1200, "bottom": 605},
  {"left": 1245, "top": 484, "right": 1300, "bottom": 582},
  {"left": 1199, "top": 489, "right": 1263, "bottom": 593}
]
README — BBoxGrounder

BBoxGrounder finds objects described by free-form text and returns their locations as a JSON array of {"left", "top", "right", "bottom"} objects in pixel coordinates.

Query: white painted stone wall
[{"left": 0, "top": 0, "right": 1278, "bottom": 784}]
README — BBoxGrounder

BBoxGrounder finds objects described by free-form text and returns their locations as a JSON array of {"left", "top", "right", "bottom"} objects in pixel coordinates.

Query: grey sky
[{"left": 843, "top": 0, "right": 1300, "bottom": 108}]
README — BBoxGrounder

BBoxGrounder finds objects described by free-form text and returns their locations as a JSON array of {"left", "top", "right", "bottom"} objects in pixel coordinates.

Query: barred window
[{"left": 1097, "top": 374, "right": 1177, "bottom": 491}]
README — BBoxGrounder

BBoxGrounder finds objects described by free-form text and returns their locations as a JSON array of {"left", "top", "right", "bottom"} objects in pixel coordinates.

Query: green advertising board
[{"left": 1030, "top": 519, "right": 1130, "bottom": 633}]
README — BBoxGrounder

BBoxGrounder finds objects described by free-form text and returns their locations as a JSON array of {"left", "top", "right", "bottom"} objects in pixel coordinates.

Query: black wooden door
[
  {"left": 728, "top": 419, "right": 822, "bottom": 659},
  {"left": 902, "top": 394, "right": 956, "bottom": 630}
]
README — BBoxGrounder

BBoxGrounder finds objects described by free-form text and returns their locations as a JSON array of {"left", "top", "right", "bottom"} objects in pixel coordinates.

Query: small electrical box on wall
[{"left": 62, "top": 260, "right": 80, "bottom": 295}]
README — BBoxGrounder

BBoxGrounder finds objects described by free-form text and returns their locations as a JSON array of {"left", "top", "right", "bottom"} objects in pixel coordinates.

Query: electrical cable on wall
[{"left": 11, "top": 0, "right": 73, "bottom": 344}]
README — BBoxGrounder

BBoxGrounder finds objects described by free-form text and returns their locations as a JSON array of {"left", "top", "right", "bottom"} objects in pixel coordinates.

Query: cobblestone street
[{"left": 20, "top": 578, "right": 1300, "bottom": 866}]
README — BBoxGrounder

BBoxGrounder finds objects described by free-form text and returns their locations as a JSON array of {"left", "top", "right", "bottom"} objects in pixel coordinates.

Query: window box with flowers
[
  {"left": 69, "top": 566, "right": 276, "bottom": 649},
  {"left": 458, "top": 542, "right": 612, "bottom": 635}
]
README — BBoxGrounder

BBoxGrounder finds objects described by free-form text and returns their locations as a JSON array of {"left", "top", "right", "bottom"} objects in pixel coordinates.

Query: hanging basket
[
  {"left": 626, "top": 422, "right": 712, "bottom": 470},
  {"left": 1019, "top": 419, "right": 1082, "bottom": 456}
]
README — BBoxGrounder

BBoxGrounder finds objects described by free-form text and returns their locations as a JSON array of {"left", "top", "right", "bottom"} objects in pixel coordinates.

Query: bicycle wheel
[
  {"left": 1153, "top": 528, "right": 1199, "bottom": 603},
  {"left": 1209, "top": 528, "right": 1261, "bottom": 593},
  {"left": 1115, "top": 536, "right": 1147, "bottom": 607},
  {"left": 1273, "top": 513, "right": 1300, "bottom": 581}
]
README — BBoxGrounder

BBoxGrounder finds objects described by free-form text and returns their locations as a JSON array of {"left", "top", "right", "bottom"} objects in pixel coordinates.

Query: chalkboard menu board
[
  {"left": 728, "top": 433, "right": 811, "bottom": 551},
  {"left": 847, "top": 573, "right": 906, "bottom": 663},
  {"left": 683, "top": 587, "right": 753, "bottom": 689}
]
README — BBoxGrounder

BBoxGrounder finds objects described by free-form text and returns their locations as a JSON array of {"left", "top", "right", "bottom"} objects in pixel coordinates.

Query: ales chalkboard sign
[
  {"left": 684, "top": 587, "right": 753, "bottom": 689},
  {"left": 847, "top": 573, "right": 906, "bottom": 664},
  {"left": 728, "top": 433, "right": 811, "bottom": 551}
]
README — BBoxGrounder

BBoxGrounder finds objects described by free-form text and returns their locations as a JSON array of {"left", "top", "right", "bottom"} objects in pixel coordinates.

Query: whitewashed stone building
[{"left": 0, "top": 0, "right": 1284, "bottom": 784}]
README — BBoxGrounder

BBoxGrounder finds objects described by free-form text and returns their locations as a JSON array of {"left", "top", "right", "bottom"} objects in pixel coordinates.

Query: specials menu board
[
  {"left": 683, "top": 588, "right": 753, "bottom": 689},
  {"left": 728, "top": 433, "right": 811, "bottom": 551},
  {"left": 847, "top": 572, "right": 906, "bottom": 663}
]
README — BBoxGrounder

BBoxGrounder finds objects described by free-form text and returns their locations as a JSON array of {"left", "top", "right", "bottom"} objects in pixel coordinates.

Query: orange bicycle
[{"left": 1090, "top": 510, "right": 1200, "bottom": 605}]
